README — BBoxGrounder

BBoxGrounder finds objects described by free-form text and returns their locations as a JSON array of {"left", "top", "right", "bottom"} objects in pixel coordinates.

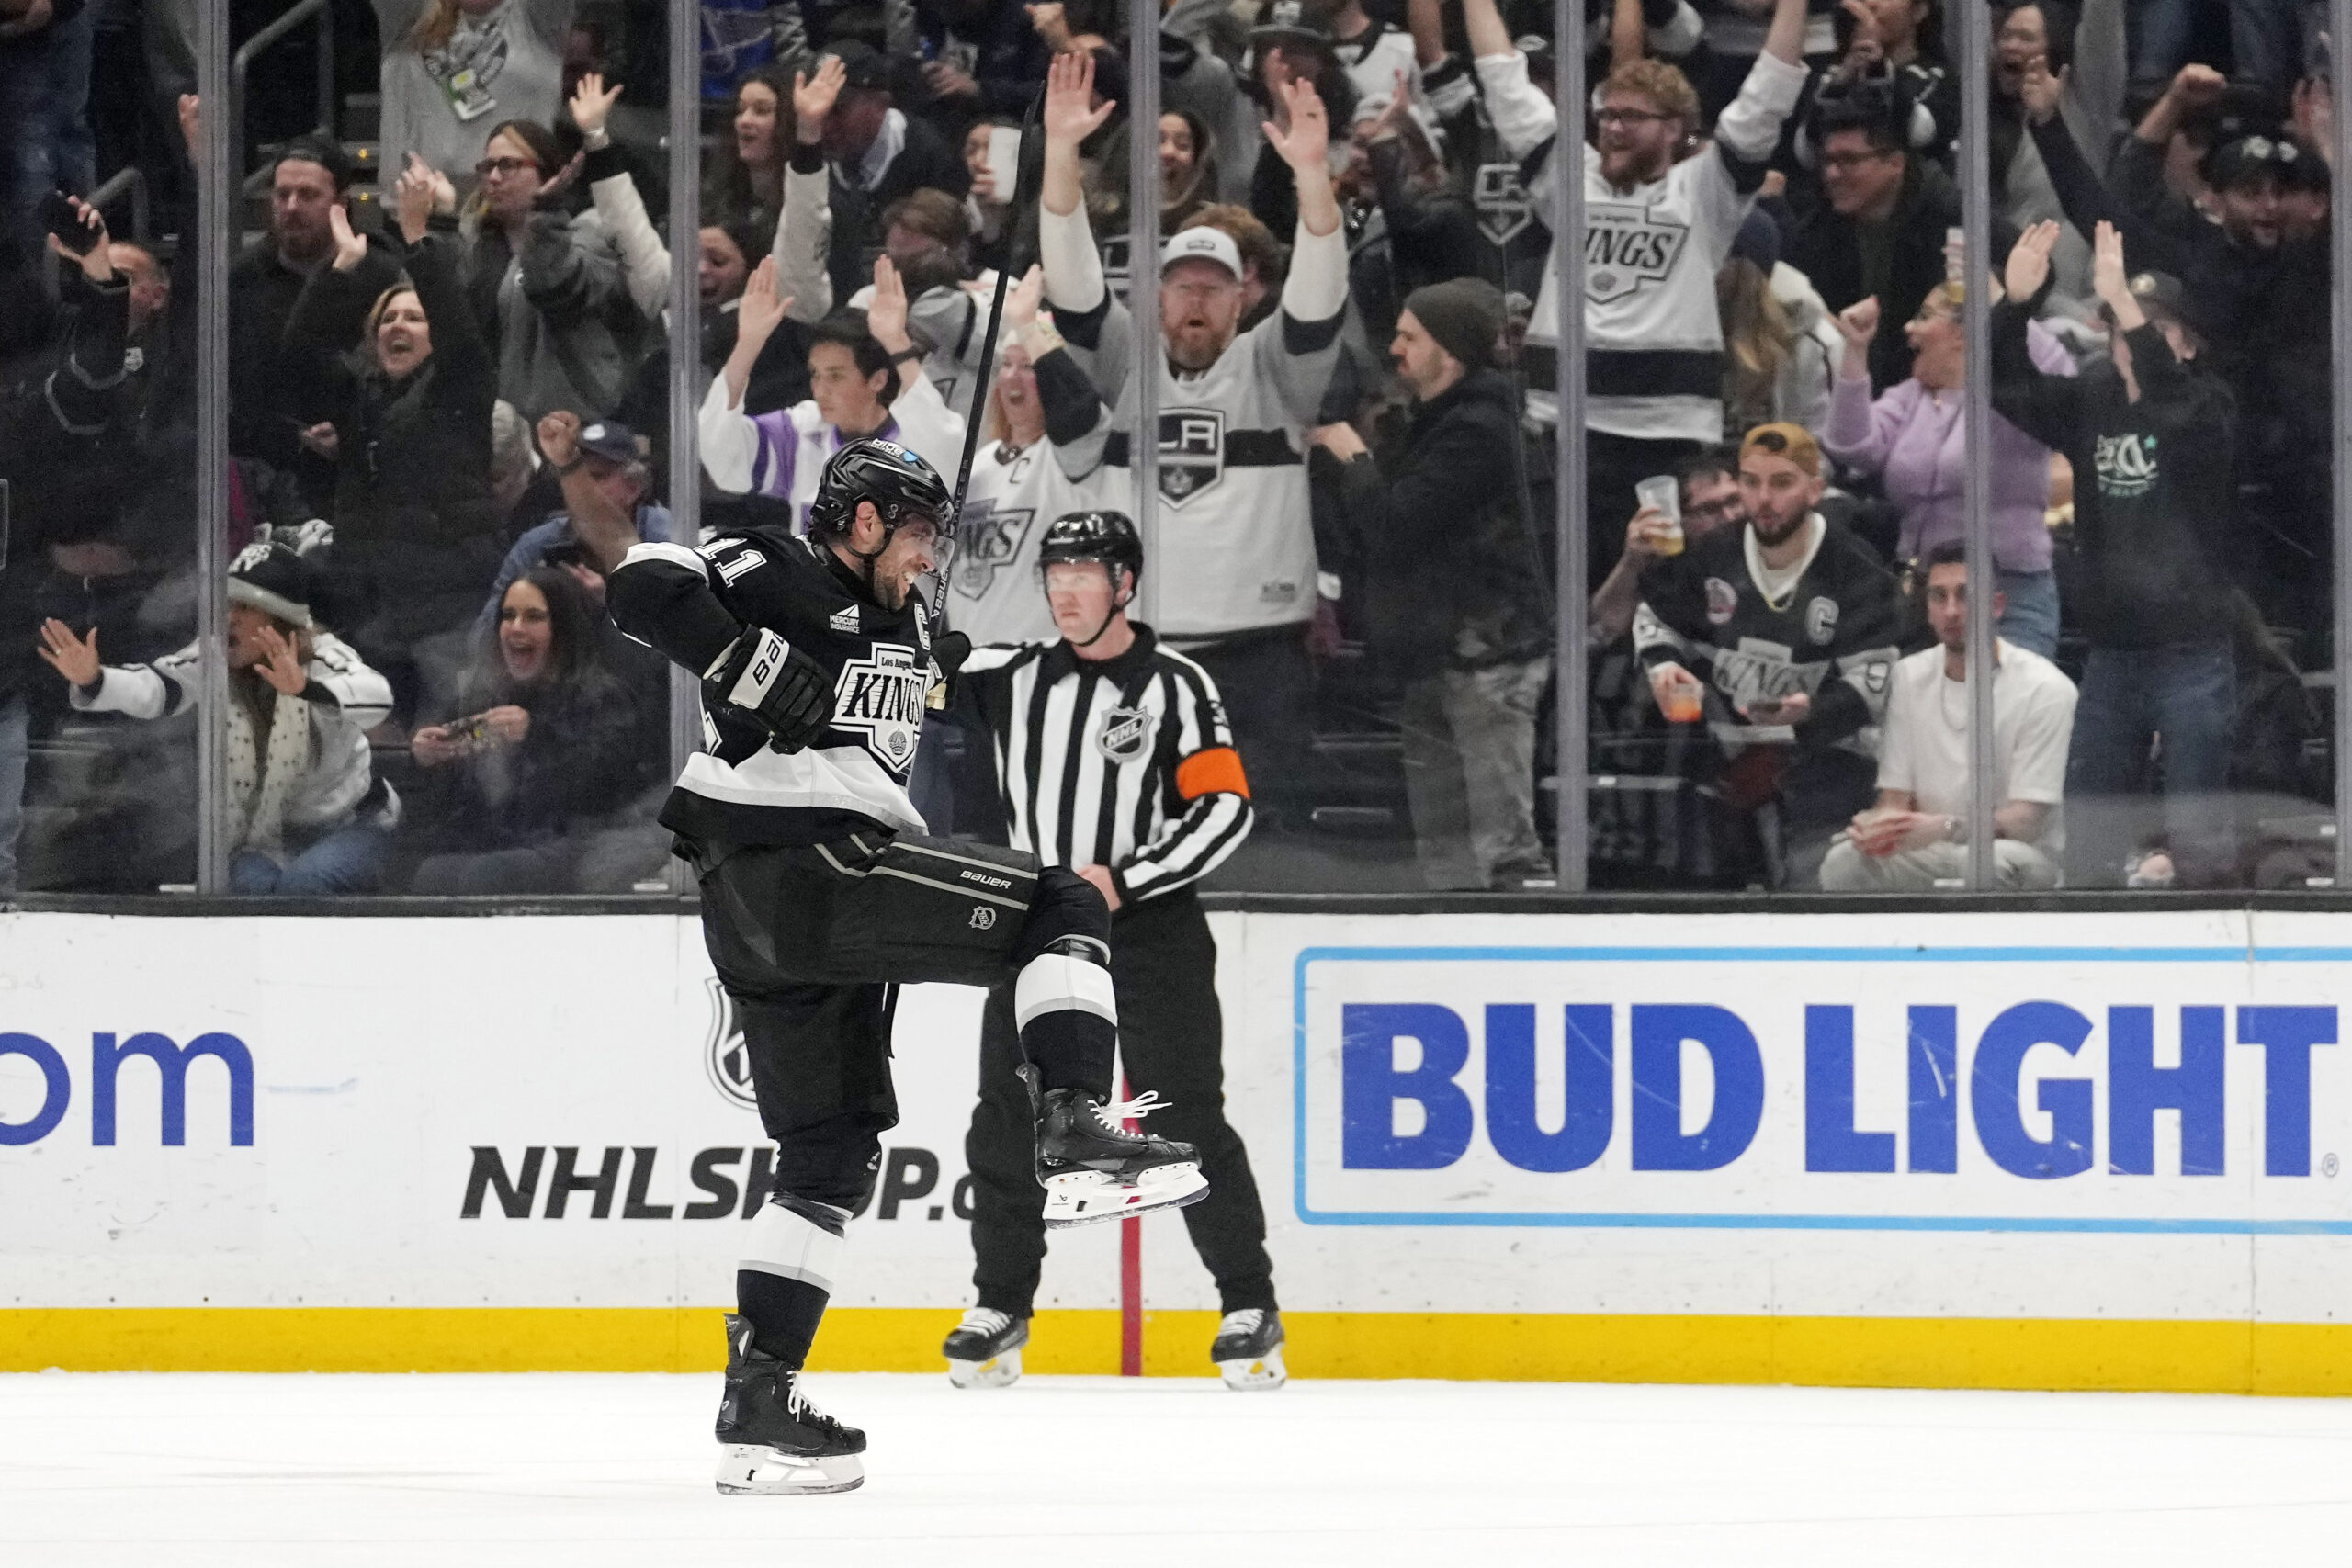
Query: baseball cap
[
  {"left": 2207, "top": 132, "right": 2301, "bottom": 190},
  {"left": 1161, "top": 225, "right": 1244, "bottom": 279},
  {"left": 577, "top": 420, "right": 642, "bottom": 465},
  {"left": 1250, "top": 0, "right": 1335, "bottom": 52},
  {"left": 1740, "top": 422, "right": 1823, "bottom": 478},
  {"left": 824, "top": 40, "right": 890, "bottom": 92}
]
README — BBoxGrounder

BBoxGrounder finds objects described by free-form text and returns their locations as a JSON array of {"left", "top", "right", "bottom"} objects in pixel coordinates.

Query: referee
[{"left": 942, "top": 512, "right": 1286, "bottom": 1392}]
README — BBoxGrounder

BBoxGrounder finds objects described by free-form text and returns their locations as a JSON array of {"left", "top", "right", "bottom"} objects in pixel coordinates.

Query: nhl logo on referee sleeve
[{"left": 1095, "top": 705, "right": 1158, "bottom": 763}]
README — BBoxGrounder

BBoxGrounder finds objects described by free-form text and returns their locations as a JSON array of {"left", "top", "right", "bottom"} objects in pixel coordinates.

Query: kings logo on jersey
[
  {"left": 1159, "top": 409, "right": 1224, "bottom": 505},
  {"left": 832, "top": 641, "right": 929, "bottom": 774},
  {"left": 1473, "top": 162, "right": 1533, "bottom": 247},
  {"left": 1584, "top": 205, "right": 1690, "bottom": 305},
  {"left": 952, "top": 502, "right": 1036, "bottom": 600}
]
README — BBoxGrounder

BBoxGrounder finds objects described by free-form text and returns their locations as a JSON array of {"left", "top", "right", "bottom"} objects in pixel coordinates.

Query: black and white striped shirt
[{"left": 955, "top": 627, "right": 1253, "bottom": 903}]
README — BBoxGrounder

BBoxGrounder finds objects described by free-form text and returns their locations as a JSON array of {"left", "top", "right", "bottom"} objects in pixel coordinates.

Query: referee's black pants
[{"left": 964, "top": 889, "right": 1278, "bottom": 1318}]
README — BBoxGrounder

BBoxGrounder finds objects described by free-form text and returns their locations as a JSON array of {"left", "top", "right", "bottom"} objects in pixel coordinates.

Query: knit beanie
[
  {"left": 228, "top": 541, "right": 320, "bottom": 630},
  {"left": 1402, "top": 277, "right": 1507, "bottom": 372}
]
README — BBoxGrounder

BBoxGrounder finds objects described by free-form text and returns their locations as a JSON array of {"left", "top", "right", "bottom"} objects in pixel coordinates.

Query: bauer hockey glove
[
  {"left": 705, "top": 627, "right": 832, "bottom": 752},
  {"left": 925, "top": 629, "right": 972, "bottom": 711}
]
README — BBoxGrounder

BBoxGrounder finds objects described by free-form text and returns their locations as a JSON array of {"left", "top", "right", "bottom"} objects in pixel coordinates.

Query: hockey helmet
[
  {"left": 1036, "top": 510, "right": 1144, "bottom": 596},
  {"left": 807, "top": 437, "right": 955, "bottom": 554}
]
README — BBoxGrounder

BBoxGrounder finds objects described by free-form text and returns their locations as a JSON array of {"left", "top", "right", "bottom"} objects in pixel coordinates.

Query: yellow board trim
[{"left": 6, "top": 1308, "right": 2352, "bottom": 1394}]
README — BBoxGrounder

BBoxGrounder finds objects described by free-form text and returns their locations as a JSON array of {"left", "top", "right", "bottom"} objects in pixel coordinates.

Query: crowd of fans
[{"left": 0, "top": 0, "right": 2339, "bottom": 897}]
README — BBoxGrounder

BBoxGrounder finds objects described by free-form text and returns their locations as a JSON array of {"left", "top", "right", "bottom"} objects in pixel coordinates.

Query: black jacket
[
  {"left": 1328, "top": 368, "right": 1552, "bottom": 680},
  {"left": 405, "top": 658, "right": 644, "bottom": 855},
  {"left": 228, "top": 234, "right": 404, "bottom": 512},
  {"left": 826, "top": 113, "right": 971, "bottom": 304},
  {"left": 291, "top": 232, "right": 505, "bottom": 655},
  {"left": 1785, "top": 159, "right": 2008, "bottom": 393},
  {"left": 1989, "top": 294, "right": 2239, "bottom": 648}
]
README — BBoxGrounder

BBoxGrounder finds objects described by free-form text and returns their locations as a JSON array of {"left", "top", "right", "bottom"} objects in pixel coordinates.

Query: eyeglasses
[
  {"left": 1595, "top": 107, "right": 1678, "bottom": 129},
  {"left": 475, "top": 156, "right": 537, "bottom": 179},
  {"left": 1685, "top": 496, "right": 1742, "bottom": 521}
]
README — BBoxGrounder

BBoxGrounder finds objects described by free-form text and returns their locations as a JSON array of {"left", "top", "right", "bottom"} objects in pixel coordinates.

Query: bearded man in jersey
[
  {"left": 604, "top": 441, "right": 1204, "bottom": 1496},
  {"left": 1024, "top": 50, "right": 1345, "bottom": 823},
  {"left": 1464, "top": 0, "right": 1810, "bottom": 589},
  {"left": 1632, "top": 424, "right": 1900, "bottom": 889}
]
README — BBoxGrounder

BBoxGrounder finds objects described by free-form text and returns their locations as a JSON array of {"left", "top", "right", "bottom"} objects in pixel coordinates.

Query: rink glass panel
[{"left": 29, "top": 2, "right": 2338, "bottom": 904}]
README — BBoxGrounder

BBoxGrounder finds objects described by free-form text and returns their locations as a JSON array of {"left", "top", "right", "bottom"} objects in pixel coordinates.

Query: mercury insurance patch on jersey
[{"left": 831, "top": 641, "right": 928, "bottom": 775}]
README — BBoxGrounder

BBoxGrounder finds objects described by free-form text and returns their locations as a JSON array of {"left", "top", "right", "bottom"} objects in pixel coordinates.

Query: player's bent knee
[
  {"left": 767, "top": 1118, "right": 888, "bottom": 1215},
  {"left": 1012, "top": 866, "right": 1111, "bottom": 964}
]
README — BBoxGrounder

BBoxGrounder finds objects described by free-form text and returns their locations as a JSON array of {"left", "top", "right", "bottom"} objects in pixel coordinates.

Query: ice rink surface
[{"left": 8, "top": 1371, "right": 2352, "bottom": 1567}]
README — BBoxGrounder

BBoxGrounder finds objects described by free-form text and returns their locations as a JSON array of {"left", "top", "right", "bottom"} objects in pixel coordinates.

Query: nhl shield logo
[
  {"left": 1095, "top": 704, "right": 1157, "bottom": 764},
  {"left": 1159, "top": 410, "right": 1224, "bottom": 506},
  {"left": 1472, "top": 163, "right": 1532, "bottom": 248},
  {"left": 953, "top": 502, "right": 1036, "bottom": 600},
  {"left": 704, "top": 976, "right": 759, "bottom": 1112}
]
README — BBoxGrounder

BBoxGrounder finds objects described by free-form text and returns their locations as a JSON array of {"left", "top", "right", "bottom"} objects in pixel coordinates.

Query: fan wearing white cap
[{"left": 1018, "top": 50, "right": 1347, "bottom": 792}]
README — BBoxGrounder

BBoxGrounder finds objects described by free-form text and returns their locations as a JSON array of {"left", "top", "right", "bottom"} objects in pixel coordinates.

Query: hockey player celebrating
[
  {"left": 1631, "top": 423, "right": 1901, "bottom": 888},
  {"left": 1464, "top": 0, "right": 1810, "bottom": 585},
  {"left": 943, "top": 512, "right": 1284, "bottom": 1393},
  {"left": 604, "top": 442, "right": 1204, "bottom": 1497}
]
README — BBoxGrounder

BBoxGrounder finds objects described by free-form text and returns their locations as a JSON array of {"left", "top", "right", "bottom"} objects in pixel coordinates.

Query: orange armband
[{"left": 1175, "top": 745, "right": 1250, "bottom": 801}]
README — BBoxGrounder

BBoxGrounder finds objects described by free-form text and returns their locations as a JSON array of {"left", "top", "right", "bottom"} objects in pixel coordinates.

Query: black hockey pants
[{"left": 699, "top": 829, "right": 1111, "bottom": 1214}]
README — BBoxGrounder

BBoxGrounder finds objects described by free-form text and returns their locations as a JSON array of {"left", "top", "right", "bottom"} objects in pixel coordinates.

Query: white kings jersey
[
  {"left": 946, "top": 435, "right": 1114, "bottom": 647},
  {"left": 1476, "top": 46, "right": 1806, "bottom": 441},
  {"left": 696, "top": 367, "right": 967, "bottom": 533},
  {"left": 1035, "top": 207, "right": 1348, "bottom": 639}
]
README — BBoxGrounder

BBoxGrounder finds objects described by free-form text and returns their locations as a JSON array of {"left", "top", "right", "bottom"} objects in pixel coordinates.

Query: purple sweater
[{"left": 1823, "top": 320, "right": 2075, "bottom": 573}]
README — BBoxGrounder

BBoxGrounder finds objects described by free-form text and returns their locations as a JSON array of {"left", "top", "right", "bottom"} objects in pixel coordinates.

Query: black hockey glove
[
  {"left": 704, "top": 627, "right": 831, "bottom": 752},
  {"left": 925, "top": 629, "right": 973, "bottom": 712}
]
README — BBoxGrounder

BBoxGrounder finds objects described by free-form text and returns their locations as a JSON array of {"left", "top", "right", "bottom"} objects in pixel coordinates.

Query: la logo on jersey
[
  {"left": 1584, "top": 205, "right": 1690, "bottom": 304},
  {"left": 1159, "top": 409, "right": 1224, "bottom": 505},
  {"left": 1473, "top": 162, "right": 1532, "bottom": 246},
  {"left": 953, "top": 502, "right": 1036, "bottom": 598},
  {"left": 833, "top": 641, "right": 928, "bottom": 774}
]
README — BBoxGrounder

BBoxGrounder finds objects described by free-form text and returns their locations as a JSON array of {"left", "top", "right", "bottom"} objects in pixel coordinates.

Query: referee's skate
[{"left": 1026, "top": 1070, "right": 1209, "bottom": 1227}]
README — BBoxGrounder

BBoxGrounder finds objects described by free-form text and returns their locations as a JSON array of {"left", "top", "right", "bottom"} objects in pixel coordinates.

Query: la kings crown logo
[
  {"left": 833, "top": 642, "right": 928, "bottom": 775},
  {"left": 1159, "top": 410, "right": 1223, "bottom": 505},
  {"left": 1473, "top": 162, "right": 1532, "bottom": 247},
  {"left": 1585, "top": 204, "right": 1690, "bottom": 304}
]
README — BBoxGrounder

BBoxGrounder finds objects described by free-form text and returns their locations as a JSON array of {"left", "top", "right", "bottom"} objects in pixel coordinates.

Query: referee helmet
[{"left": 1037, "top": 510, "right": 1144, "bottom": 597}]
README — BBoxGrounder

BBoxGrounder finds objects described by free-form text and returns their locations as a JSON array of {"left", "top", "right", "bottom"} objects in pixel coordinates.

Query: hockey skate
[
  {"left": 1021, "top": 1066, "right": 1208, "bottom": 1228},
  {"left": 1212, "top": 1308, "right": 1287, "bottom": 1391},
  {"left": 712, "top": 1314, "right": 866, "bottom": 1495},
  {"left": 942, "top": 1307, "right": 1029, "bottom": 1389}
]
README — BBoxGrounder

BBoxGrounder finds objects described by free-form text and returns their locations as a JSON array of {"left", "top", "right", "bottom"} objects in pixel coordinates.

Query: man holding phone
[{"left": 1632, "top": 423, "right": 1901, "bottom": 888}]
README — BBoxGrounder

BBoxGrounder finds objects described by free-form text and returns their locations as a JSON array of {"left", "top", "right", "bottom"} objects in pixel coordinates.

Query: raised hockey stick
[{"left": 946, "top": 84, "right": 1046, "bottom": 520}]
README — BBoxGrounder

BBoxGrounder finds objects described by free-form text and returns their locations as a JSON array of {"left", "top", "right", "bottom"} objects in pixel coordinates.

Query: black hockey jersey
[
  {"left": 1631, "top": 516, "right": 1900, "bottom": 757},
  {"left": 606, "top": 529, "right": 943, "bottom": 852}
]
